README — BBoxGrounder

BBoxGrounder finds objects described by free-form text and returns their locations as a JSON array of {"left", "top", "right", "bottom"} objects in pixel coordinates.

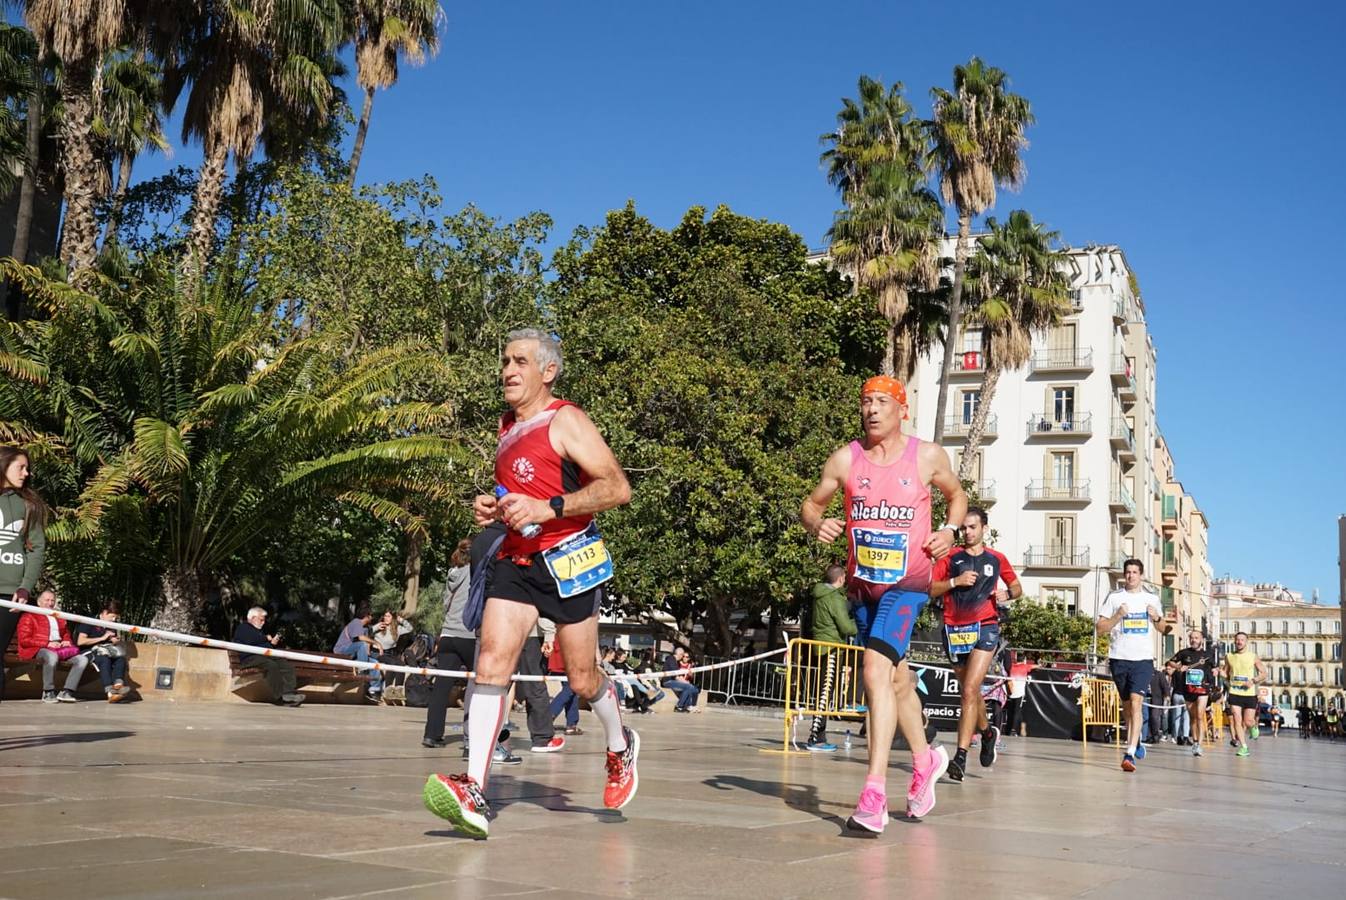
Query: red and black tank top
[{"left": 495, "top": 399, "right": 594, "bottom": 555}]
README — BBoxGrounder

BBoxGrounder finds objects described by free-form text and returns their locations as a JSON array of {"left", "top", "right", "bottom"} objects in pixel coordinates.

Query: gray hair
[
  {"left": 247, "top": 606, "right": 267, "bottom": 619},
  {"left": 506, "top": 328, "right": 563, "bottom": 381}
]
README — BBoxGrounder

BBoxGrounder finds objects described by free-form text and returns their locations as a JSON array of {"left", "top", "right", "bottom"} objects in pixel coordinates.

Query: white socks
[
  {"left": 466, "top": 682, "right": 507, "bottom": 785},
  {"left": 587, "top": 676, "right": 628, "bottom": 753}
]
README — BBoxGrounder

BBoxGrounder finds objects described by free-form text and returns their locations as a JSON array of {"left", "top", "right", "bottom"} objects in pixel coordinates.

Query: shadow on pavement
[{"left": 0, "top": 730, "right": 136, "bottom": 752}]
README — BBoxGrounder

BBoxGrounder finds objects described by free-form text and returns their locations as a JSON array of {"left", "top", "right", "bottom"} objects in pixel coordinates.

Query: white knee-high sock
[
  {"left": 466, "top": 682, "right": 507, "bottom": 786},
  {"left": 586, "top": 676, "right": 628, "bottom": 752}
]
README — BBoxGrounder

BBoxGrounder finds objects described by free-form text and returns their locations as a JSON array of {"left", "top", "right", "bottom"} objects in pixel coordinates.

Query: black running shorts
[
  {"left": 1227, "top": 693, "right": 1257, "bottom": 710},
  {"left": 489, "top": 555, "right": 603, "bottom": 625}
]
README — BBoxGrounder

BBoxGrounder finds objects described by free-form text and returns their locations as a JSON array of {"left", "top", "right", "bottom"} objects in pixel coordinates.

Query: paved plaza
[{"left": 0, "top": 700, "right": 1342, "bottom": 899}]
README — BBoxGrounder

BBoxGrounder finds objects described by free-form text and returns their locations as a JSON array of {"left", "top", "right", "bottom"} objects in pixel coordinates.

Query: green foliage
[
  {"left": 548, "top": 203, "right": 885, "bottom": 645},
  {"left": 1002, "top": 597, "right": 1106, "bottom": 657}
]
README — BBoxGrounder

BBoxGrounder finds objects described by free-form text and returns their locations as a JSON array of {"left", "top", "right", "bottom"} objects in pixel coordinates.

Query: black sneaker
[
  {"left": 422, "top": 737, "right": 448, "bottom": 749},
  {"left": 980, "top": 726, "right": 999, "bottom": 767},
  {"left": 947, "top": 750, "right": 966, "bottom": 782}
]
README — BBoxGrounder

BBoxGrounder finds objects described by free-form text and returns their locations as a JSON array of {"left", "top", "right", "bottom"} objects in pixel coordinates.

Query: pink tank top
[{"left": 844, "top": 436, "right": 933, "bottom": 600}]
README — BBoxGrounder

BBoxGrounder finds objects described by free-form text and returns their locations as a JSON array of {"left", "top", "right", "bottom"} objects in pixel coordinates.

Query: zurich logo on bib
[{"left": 851, "top": 527, "right": 908, "bottom": 585}]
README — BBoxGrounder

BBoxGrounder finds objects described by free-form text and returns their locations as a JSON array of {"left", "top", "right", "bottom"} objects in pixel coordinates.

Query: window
[
  {"left": 1313, "top": 693, "right": 1325, "bottom": 710},
  {"left": 1298, "top": 621, "right": 1306, "bottom": 634},
  {"left": 1042, "top": 586, "right": 1078, "bottom": 615},
  {"left": 1297, "top": 642, "right": 1306, "bottom": 659},
  {"left": 1280, "top": 622, "right": 1288, "bottom": 635},
  {"left": 960, "top": 327, "right": 981, "bottom": 354},
  {"left": 1050, "top": 451, "right": 1075, "bottom": 487},
  {"left": 1280, "top": 642, "right": 1289, "bottom": 658},
  {"left": 1279, "top": 691, "right": 1291, "bottom": 706},
  {"left": 1046, "top": 516, "right": 1076, "bottom": 556},
  {"left": 1313, "top": 667, "right": 1324, "bottom": 685},
  {"left": 1334, "top": 642, "right": 1341, "bottom": 661},
  {"left": 1315, "top": 643, "right": 1323, "bottom": 661},
  {"left": 1052, "top": 387, "right": 1075, "bottom": 424},
  {"left": 1265, "top": 621, "right": 1273, "bottom": 634},
  {"left": 1250, "top": 622, "right": 1258, "bottom": 634},
  {"left": 1296, "top": 691, "right": 1308, "bottom": 708},
  {"left": 958, "top": 450, "right": 983, "bottom": 483},
  {"left": 1336, "top": 669, "right": 1343, "bottom": 687},
  {"left": 961, "top": 390, "right": 980, "bottom": 424},
  {"left": 1316, "top": 621, "right": 1323, "bottom": 634},
  {"left": 1279, "top": 666, "right": 1291, "bottom": 683},
  {"left": 1297, "top": 666, "right": 1306, "bottom": 683}
]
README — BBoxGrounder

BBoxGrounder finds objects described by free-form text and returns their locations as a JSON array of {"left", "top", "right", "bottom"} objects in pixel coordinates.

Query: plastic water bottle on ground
[
  {"left": 843, "top": 729, "right": 852, "bottom": 751},
  {"left": 496, "top": 485, "right": 541, "bottom": 538}
]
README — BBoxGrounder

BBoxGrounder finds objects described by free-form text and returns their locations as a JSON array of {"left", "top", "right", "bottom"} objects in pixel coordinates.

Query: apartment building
[
  {"left": 1223, "top": 605, "right": 1343, "bottom": 712},
  {"left": 900, "top": 244, "right": 1210, "bottom": 624}
]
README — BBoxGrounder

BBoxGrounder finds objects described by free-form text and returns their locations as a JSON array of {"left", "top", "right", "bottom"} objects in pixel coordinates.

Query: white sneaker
[{"left": 1192, "top": 743, "right": 1203, "bottom": 757}]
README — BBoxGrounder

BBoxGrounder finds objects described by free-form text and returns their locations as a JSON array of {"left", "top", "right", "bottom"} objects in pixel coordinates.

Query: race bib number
[
  {"left": 1185, "top": 668, "right": 1205, "bottom": 687},
  {"left": 945, "top": 622, "right": 981, "bottom": 656},
  {"left": 1121, "top": 612, "right": 1149, "bottom": 634},
  {"left": 541, "top": 529, "right": 613, "bottom": 599},
  {"left": 1231, "top": 674, "right": 1253, "bottom": 694},
  {"left": 852, "top": 528, "right": 908, "bottom": 584}
]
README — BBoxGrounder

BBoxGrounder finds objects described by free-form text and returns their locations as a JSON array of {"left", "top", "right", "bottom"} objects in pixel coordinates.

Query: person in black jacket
[{"left": 233, "top": 607, "right": 304, "bottom": 706}]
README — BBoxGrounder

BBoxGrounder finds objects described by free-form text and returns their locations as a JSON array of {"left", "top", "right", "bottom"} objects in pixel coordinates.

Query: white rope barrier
[{"left": 0, "top": 599, "right": 786, "bottom": 683}]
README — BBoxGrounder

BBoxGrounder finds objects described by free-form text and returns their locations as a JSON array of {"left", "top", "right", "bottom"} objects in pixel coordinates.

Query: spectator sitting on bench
[
  {"left": 17, "top": 590, "right": 89, "bottom": 703},
  {"left": 662, "top": 646, "right": 701, "bottom": 713},
  {"left": 232, "top": 606, "right": 305, "bottom": 707},
  {"left": 334, "top": 603, "right": 384, "bottom": 702},
  {"left": 74, "top": 601, "right": 132, "bottom": 702},
  {"left": 372, "top": 609, "right": 413, "bottom": 655}
]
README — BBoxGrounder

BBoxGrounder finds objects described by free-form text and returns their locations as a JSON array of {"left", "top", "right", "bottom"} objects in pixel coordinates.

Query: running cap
[{"left": 861, "top": 375, "right": 910, "bottom": 418}]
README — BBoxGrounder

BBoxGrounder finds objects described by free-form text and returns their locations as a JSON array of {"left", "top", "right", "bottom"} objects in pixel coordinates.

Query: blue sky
[{"left": 135, "top": 1, "right": 1346, "bottom": 602}]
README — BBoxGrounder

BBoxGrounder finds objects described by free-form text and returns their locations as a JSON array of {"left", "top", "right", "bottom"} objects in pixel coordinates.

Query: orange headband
[{"left": 861, "top": 375, "right": 909, "bottom": 419}]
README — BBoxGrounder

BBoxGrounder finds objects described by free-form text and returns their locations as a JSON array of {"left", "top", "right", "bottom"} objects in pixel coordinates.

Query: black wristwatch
[{"left": 549, "top": 495, "right": 566, "bottom": 519}]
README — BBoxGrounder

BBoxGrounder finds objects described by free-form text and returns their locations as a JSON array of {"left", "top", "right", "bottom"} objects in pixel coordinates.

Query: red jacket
[{"left": 16, "top": 611, "right": 72, "bottom": 660}]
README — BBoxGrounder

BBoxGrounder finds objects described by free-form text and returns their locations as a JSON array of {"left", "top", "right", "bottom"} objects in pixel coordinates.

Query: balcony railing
[
  {"left": 1161, "top": 586, "right": 1175, "bottom": 611},
  {"left": 1113, "top": 296, "right": 1128, "bottom": 322},
  {"left": 1162, "top": 541, "right": 1176, "bottom": 570},
  {"left": 1023, "top": 546, "right": 1090, "bottom": 569},
  {"left": 1025, "top": 479, "right": 1091, "bottom": 502},
  {"left": 1109, "top": 482, "right": 1136, "bottom": 516},
  {"left": 1106, "top": 549, "right": 1131, "bottom": 570},
  {"left": 1111, "top": 355, "right": 1138, "bottom": 398},
  {"left": 942, "top": 415, "right": 997, "bottom": 439},
  {"left": 951, "top": 351, "right": 984, "bottom": 373},
  {"left": 971, "top": 480, "right": 996, "bottom": 504},
  {"left": 1110, "top": 417, "right": 1135, "bottom": 454},
  {"left": 1030, "top": 347, "right": 1093, "bottom": 373},
  {"left": 1025, "top": 412, "right": 1092, "bottom": 438}
]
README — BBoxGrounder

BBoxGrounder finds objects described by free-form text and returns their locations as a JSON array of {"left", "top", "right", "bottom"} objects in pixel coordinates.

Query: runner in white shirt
[{"left": 1096, "top": 559, "right": 1174, "bottom": 772}]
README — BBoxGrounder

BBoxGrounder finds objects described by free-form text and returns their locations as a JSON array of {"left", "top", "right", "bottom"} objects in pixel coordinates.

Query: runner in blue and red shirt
[{"left": 931, "top": 505, "right": 1022, "bottom": 782}]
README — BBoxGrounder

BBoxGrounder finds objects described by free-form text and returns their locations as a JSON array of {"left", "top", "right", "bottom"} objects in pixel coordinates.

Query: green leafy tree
[
  {"left": 0, "top": 256, "right": 458, "bottom": 633},
  {"left": 957, "top": 210, "right": 1071, "bottom": 478},
  {"left": 822, "top": 76, "right": 943, "bottom": 380},
  {"left": 928, "top": 58, "right": 1034, "bottom": 441},
  {"left": 1001, "top": 597, "right": 1105, "bottom": 657},
  {"left": 549, "top": 203, "right": 885, "bottom": 653}
]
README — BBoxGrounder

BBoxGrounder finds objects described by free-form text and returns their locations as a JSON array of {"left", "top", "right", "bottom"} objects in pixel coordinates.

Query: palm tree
[
  {"left": 0, "top": 22, "right": 44, "bottom": 320},
  {"left": 0, "top": 257, "right": 459, "bottom": 633},
  {"left": 95, "top": 52, "right": 169, "bottom": 246},
  {"left": 24, "top": 0, "right": 131, "bottom": 276},
  {"left": 164, "top": 0, "right": 345, "bottom": 277},
  {"left": 347, "top": 0, "right": 443, "bottom": 186},
  {"left": 822, "top": 77, "right": 943, "bottom": 379},
  {"left": 927, "top": 57, "right": 1034, "bottom": 441},
  {"left": 956, "top": 210, "right": 1071, "bottom": 479}
]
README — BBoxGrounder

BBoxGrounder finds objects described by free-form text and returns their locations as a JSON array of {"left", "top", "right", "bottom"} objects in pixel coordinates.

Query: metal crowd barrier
[
  {"left": 760, "top": 638, "right": 867, "bottom": 755},
  {"left": 1080, "top": 678, "right": 1121, "bottom": 745},
  {"left": 696, "top": 654, "right": 790, "bottom": 706}
]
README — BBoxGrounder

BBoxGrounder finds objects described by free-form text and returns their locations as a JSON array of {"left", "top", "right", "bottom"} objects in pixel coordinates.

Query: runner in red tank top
[
  {"left": 423, "top": 329, "right": 636, "bottom": 839},
  {"left": 930, "top": 505, "right": 1022, "bottom": 781},
  {"left": 802, "top": 375, "right": 967, "bottom": 834}
]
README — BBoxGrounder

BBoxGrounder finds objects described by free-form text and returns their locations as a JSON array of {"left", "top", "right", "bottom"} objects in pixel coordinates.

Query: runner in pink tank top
[
  {"left": 843, "top": 434, "right": 933, "bottom": 601},
  {"left": 802, "top": 374, "right": 967, "bottom": 834}
]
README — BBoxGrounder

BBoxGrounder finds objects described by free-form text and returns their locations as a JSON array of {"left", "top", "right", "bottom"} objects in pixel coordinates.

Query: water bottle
[
  {"left": 496, "top": 485, "right": 541, "bottom": 538},
  {"left": 843, "top": 729, "right": 852, "bottom": 751}
]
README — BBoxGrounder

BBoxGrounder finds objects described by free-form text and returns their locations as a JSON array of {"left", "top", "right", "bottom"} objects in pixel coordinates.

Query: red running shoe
[
  {"left": 603, "top": 726, "right": 640, "bottom": 810},
  {"left": 530, "top": 735, "right": 567, "bottom": 753},
  {"left": 423, "top": 773, "right": 491, "bottom": 838}
]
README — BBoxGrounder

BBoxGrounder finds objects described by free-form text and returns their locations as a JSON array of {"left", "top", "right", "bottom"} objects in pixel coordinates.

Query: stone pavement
[{"left": 0, "top": 700, "right": 1342, "bottom": 899}]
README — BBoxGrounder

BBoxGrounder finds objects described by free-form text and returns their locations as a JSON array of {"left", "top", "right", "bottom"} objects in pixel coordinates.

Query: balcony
[
  {"left": 1030, "top": 347, "right": 1093, "bottom": 374},
  {"left": 1068, "top": 289, "right": 1084, "bottom": 312},
  {"left": 1025, "top": 479, "right": 1091, "bottom": 505},
  {"left": 1111, "top": 355, "right": 1137, "bottom": 400},
  {"left": 950, "top": 351, "right": 985, "bottom": 376},
  {"left": 1162, "top": 540, "right": 1176, "bottom": 575},
  {"left": 1023, "top": 546, "right": 1090, "bottom": 570},
  {"left": 970, "top": 480, "right": 997, "bottom": 506},
  {"left": 1112, "top": 296, "right": 1128, "bottom": 324},
  {"left": 1109, "top": 482, "right": 1136, "bottom": 519},
  {"left": 1105, "top": 549, "right": 1130, "bottom": 571},
  {"left": 1161, "top": 586, "right": 1175, "bottom": 612},
  {"left": 1110, "top": 417, "right": 1136, "bottom": 460},
  {"left": 1161, "top": 497, "right": 1178, "bottom": 531},
  {"left": 1025, "top": 412, "right": 1092, "bottom": 440},
  {"left": 941, "top": 415, "right": 998, "bottom": 442}
]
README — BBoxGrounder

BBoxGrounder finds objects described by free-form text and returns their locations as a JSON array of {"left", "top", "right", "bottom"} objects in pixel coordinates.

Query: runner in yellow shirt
[{"left": 1222, "top": 631, "right": 1268, "bottom": 758}]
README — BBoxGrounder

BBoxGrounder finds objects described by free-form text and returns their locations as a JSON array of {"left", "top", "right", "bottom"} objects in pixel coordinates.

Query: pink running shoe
[
  {"left": 906, "top": 745, "right": 949, "bottom": 819},
  {"left": 845, "top": 785, "right": 889, "bottom": 836}
]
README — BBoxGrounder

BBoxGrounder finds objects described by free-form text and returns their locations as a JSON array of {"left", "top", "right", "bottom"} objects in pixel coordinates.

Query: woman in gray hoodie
[
  {"left": 423, "top": 539, "right": 476, "bottom": 747},
  {"left": 0, "top": 446, "right": 48, "bottom": 702}
]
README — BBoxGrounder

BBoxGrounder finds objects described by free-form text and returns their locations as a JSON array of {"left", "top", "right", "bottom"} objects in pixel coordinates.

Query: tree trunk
[
  {"left": 185, "top": 135, "right": 230, "bottom": 284},
  {"left": 882, "top": 325, "right": 896, "bottom": 376},
  {"left": 3, "top": 65, "right": 43, "bottom": 320},
  {"left": 347, "top": 85, "right": 376, "bottom": 187},
  {"left": 102, "top": 151, "right": 134, "bottom": 248},
  {"left": 704, "top": 596, "right": 735, "bottom": 657},
  {"left": 150, "top": 567, "right": 210, "bottom": 638},
  {"left": 55, "top": 62, "right": 100, "bottom": 276},
  {"left": 400, "top": 531, "right": 424, "bottom": 616},
  {"left": 930, "top": 212, "right": 972, "bottom": 442},
  {"left": 957, "top": 364, "right": 1002, "bottom": 481}
]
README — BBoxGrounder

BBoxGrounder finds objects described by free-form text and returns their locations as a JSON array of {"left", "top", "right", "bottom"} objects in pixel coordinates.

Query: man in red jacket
[{"left": 17, "top": 590, "right": 89, "bottom": 702}]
